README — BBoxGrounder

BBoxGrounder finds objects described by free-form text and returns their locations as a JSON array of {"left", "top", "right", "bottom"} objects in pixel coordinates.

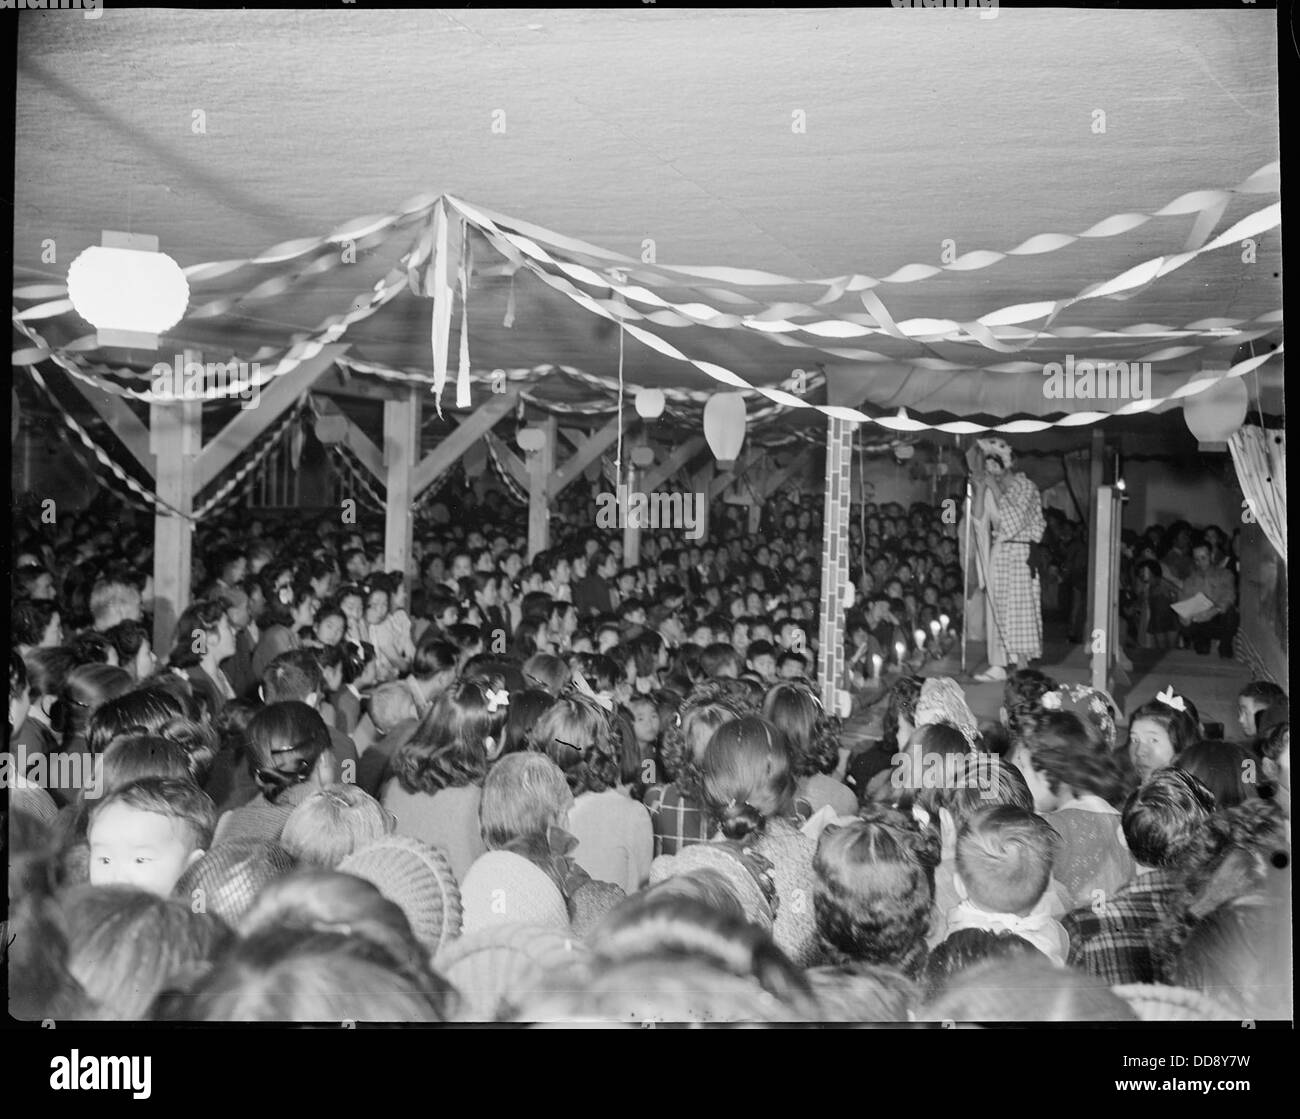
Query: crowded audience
[{"left": 6, "top": 487, "right": 1290, "bottom": 1025}]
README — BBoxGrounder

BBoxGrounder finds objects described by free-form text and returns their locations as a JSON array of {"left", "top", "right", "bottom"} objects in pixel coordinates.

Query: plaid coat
[
  {"left": 988, "top": 471, "right": 1045, "bottom": 662},
  {"left": 1062, "top": 868, "right": 1181, "bottom": 986}
]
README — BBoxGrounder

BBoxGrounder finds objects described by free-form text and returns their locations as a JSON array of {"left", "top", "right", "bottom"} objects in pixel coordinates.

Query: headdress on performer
[{"left": 976, "top": 438, "right": 1013, "bottom": 470}]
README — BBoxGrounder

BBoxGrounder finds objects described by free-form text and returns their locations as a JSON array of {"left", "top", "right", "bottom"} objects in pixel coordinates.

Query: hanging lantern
[
  {"left": 67, "top": 232, "right": 189, "bottom": 349},
  {"left": 630, "top": 445, "right": 655, "bottom": 468},
  {"left": 517, "top": 427, "right": 546, "bottom": 453},
  {"left": 894, "top": 442, "right": 915, "bottom": 462},
  {"left": 703, "top": 392, "right": 747, "bottom": 470},
  {"left": 1183, "top": 376, "right": 1248, "bottom": 444},
  {"left": 314, "top": 413, "right": 348, "bottom": 445},
  {"left": 635, "top": 387, "right": 666, "bottom": 420}
]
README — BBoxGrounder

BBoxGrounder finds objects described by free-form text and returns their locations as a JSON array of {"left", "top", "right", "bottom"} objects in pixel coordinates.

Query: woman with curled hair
[
  {"left": 383, "top": 678, "right": 506, "bottom": 880},
  {"left": 167, "top": 599, "right": 239, "bottom": 720},
  {"left": 763, "top": 681, "right": 856, "bottom": 817},
  {"left": 810, "top": 806, "right": 941, "bottom": 981},
  {"left": 213, "top": 701, "right": 337, "bottom": 845},
  {"left": 643, "top": 682, "right": 754, "bottom": 857},
  {"left": 701, "top": 716, "right": 820, "bottom": 967},
  {"left": 534, "top": 695, "right": 652, "bottom": 894}
]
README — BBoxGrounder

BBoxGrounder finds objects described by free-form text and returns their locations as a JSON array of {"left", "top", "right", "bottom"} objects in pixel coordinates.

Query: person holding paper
[{"left": 1176, "top": 541, "right": 1238, "bottom": 658}]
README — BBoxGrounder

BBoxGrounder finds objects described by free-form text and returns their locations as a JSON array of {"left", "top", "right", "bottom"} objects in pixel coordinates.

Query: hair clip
[
  {"left": 1156, "top": 686, "right": 1187, "bottom": 713},
  {"left": 278, "top": 586, "right": 295, "bottom": 606},
  {"left": 911, "top": 804, "right": 932, "bottom": 830},
  {"left": 555, "top": 737, "right": 585, "bottom": 755},
  {"left": 484, "top": 687, "right": 510, "bottom": 714}
]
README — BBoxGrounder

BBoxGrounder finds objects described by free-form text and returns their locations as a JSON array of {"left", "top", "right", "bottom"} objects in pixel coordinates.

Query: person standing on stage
[{"left": 969, "top": 438, "right": 1046, "bottom": 683}]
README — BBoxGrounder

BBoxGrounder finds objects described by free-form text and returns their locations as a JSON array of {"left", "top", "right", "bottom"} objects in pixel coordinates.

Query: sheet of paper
[{"left": 1172, "top": 591, "right": 1214, "bottom": 619}]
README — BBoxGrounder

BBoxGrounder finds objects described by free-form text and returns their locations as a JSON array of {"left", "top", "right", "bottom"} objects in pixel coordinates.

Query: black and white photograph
[{"left": 5, "top": 3, "right": 1290, "bottom": 1052}]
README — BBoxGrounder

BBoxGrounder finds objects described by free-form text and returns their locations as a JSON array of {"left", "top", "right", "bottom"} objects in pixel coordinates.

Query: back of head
[
  {"left": 174, "top": 838, "right": 296, "bottom": 926},
  {"left": 55, "top": 663, "right": 133, "bottom": 743},
  {"left": 924, "top": 958, "right": 1138, "bottom": 1023},
  {"left": 178, "top": 928, "right": 449, "bottom": 1023},
  {"left": 280, "top": 784, "right": 394, "bottom": 868},
  {"left": 761, "top": 681, "right": 837, "bottom": 777},
  {"left": 813, "top": 807, "right": 940, "bottom": 974},
  {"left": 955, "top": 805, "right": 1059, "bottom": 916},
  {"left": 60, "top": 884, "right": 231, "bottom": 1020},
  {"left": 1018, "top": 711, "right": 1127, "bottom": 806},
  {"left": 368, "top": 682, "right": 418, "bottom": 736},
  {"left": 534, "top": 694, "right": 621, "bottom": 795},
  {"left": 261, "top": 649, "right": 324, "bottom": 704},
  {"left": 245, "top": 700, "right": 332, "bottom": 803},
  {"left": 589, "top": 892, "right": 813, "bottom": 1014},
  {"left": 87, "top": 688, "right": 188, "bottom": 756},
  {"left": 392, "top": 678, "right": 498, "bottom": 795},
  {"left": 101, "top": 734, "right": 193, "bottom": 795},
  {"left": 480, "top": 751, "right": 573, "bottom": 850},
  {"left": 523, "top": 653, "right": 570, "bottom": 695},
  {"left": 1122, "top": 767, "right": 1217, "bottom": 868},
  {"left": 924, "top": 928, "right": 1045, "bottom": 1002},
  {"left": 701, "top": 716, "right": 795, "bottom": 841},
  {"left": 1175, "top": 740, "right": 1258, "bottom": 810}
]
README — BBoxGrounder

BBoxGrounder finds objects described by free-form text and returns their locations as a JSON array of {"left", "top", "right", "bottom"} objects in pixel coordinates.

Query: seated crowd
[{"left": 6, "top": 490, "right": 1290, "bottom": 1024}]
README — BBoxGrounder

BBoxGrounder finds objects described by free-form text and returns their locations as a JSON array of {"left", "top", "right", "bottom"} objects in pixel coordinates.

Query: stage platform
[{"left": 842, "top": 624, "right": 1256, "bottom": 747}]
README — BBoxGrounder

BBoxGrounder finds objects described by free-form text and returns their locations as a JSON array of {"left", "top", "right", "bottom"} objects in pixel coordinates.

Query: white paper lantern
[
  {"left": 635, "top": 388, "right": 666, "bottom": 419},
  {"left": 703, "top": 393, "right": 747, "bottom": 469},
  {"left": 630, "top": 445, "right": 655, "bottom": 468},
  {"left": 314, "top": 414, "right": 348, "bottom": 445},
  {"left": 517, "top": 427, "right": 546, "bottom": 453},
  {"left": 1183, "top": 377, "right": 1248, "bottom": 443},
  {"left": 67, "top": 240, "right": 189, "bottom": 346}
]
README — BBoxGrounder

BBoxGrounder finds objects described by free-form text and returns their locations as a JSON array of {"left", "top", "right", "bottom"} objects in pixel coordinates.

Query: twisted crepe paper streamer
[{"left": 24, "top": 365, "right": 306, "bottom": 523}]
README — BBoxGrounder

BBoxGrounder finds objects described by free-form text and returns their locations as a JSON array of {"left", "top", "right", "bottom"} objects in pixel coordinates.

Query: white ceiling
[{"left": 14, "top": 7, "right": 1283, "bottom": 422}]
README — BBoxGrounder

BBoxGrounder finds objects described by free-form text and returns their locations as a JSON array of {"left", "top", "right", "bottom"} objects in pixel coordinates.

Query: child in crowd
[
  {"left": 1127, "top": 691, "right": 1201, "bottom": 785},
  {"left": 87, "top": 777, "right": 216, "bottom": 897},
  {"left": 946, "top": 805, "right": 1069, "bottom": 966},
  {"left": 1237, "top": 680, "right": 1287, "bottom": 741}
]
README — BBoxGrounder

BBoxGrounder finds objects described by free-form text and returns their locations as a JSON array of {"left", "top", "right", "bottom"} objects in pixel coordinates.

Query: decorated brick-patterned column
[{"left": 818, "top": 415, "right": 856, "bottom": 711}]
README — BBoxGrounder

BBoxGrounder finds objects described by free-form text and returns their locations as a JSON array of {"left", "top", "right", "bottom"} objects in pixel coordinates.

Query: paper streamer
[{"left": 429, "top": 199, "right": 453, "bottom": 416}]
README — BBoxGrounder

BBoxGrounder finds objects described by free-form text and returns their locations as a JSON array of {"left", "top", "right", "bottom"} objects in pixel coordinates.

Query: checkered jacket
[{"left": 1061, "top": 868, "right": 1181, "bottom": 986}]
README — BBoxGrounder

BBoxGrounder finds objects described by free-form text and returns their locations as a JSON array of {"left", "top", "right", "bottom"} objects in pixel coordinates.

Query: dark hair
[
  {"left": 956, "top": 806, "right": 1060, "bottom": 916},
  {"left": 1239, "top": 680, "right": 1287, "bottom": 706},
  {"left": 53, "top": 663, "right": 133, "bottom": 749},
  {"left": 88, "top": 777, "right": 217, "bottom": 852},
  {"left": 391, "top": 678, "right": 500, "bottom": 794},
  {"left": 159, "top": 717, "right": 220, "bottom": 787},
  {"left": 535, "top": 694, "right": 622, "bottom": 795},
  {"left": 1175, "top": 741, "right": 1259, "bottom": 811},
  {"left": 762, "top": 681, "right": 839, "bottom": 778},
  {"left": 813, "top": 806, "right": 940, "bottom": 977},
  {"left": 1003, "top": 668, "right": 1059, "bottom": 740},
  {"left": 68, "top": 631, "right": 115, "bottom": 667},
  {"left": 882, "top": 675, "right": 925, "bottom": 754},
  {"left": 245, "top": 701, "right": 332, "bottom": 803},
  {"left": 168, "top": 599, "right": 228, "bottom": 669},
  {"left": 86, "top": 687, "right": 187, "bottom": 756},
  {"left": 1018, "top": 711, "right": 1128, "bottom": 806},
  {"left": 701, "top": 716, "right": 796, "bottom": 841},
  {"left": 1121, "top": 768, "right": 1217, "bottom": 868},
  {"left": 262, "top": 649, "right": 325, "bottom": 704},
  {"left": 103, "top": 619, "right": 151, "bottom": 665},
  {"left": 411, "top": 638, "right": 458, "bottom": 680},
  {"left": 13, "top": 598, "right": 59, "bottom": 648},
  {"left": 500, "top": 687, "right": 556, "bottom": 756},
  {"left": 924, "top": 928, "right": 1044, "bottom": 1002},
  {"left": 1128, "top": 698, "right": 1200, "bottom": 765}
]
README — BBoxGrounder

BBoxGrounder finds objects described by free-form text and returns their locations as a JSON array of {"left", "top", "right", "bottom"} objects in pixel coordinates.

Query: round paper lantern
[
  {"left": 703, "top": 393, "right": 747, "bottom": 469},
  {"left": 314, "top": 414, "right": 348, "bottom": 445},
  {"left": 517, "top": 427, "right": 546, "bottom": 453},
  {"left": 635, "top": 388, "right": 666, "bottom": 420},
  {"left": 1183, "top": 376, "right": 1248, "bottom": 443},
  {"left": 630, "top": 445, "right": 655, "bottom": 468},
  {"left": 894, "top": 442, "right": 915, "bottom": 461},
  {"left": 67, "top": 245, "right": 189, "bottom": 337}
]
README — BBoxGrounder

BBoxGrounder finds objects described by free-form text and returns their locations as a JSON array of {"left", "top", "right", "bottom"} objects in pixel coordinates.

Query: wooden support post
[
  {"left": 383, "top": 385, "right": 420, "bottom": 581},
  {"left": 1090, "top": 484, "right": 1119, "bottom": 693},
  {"left": 527, "top": 416, "right": 556, "bottom": 561},
  {"left": 1084, "top": 426, "right": 1106, "bottom": 647},
  {"left": 151, "top": 349, "right": 202, "bottom": 655},
  {"left": 818, "top": 416, "right": 856, "bottom": 712},
  {"left": 642, "top": 435, "right": 707, "bottom": 493}
]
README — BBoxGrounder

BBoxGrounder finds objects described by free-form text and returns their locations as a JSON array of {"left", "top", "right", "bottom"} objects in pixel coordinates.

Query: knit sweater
[
  {"left": 213, "top": 780, "right": 315, "bottom": 845},
  {"left": 568, "top": 789, "right": 654, "bottom": 894},
  {"left": 749, "top": 816, "right": 820, "bottom": 968},
  {"left": 383, "top": 781, "right": 486, "bottom": 882},
  {"left": 1047, "top": 797, "right": 1135, "bottom": 910}
]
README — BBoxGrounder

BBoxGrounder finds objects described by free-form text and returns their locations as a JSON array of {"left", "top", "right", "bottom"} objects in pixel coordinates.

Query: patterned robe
[{"left": 986, "top": 471, "right": 1046, "bottom": 663}]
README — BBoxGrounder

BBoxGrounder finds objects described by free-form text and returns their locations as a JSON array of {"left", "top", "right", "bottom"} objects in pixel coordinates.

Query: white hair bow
[
  {"left": 1156, "top": 686, "right": 1186, "bottom": 713},
  {"left": 484, "top": 687, "right": 510, "bottom": 714}
]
